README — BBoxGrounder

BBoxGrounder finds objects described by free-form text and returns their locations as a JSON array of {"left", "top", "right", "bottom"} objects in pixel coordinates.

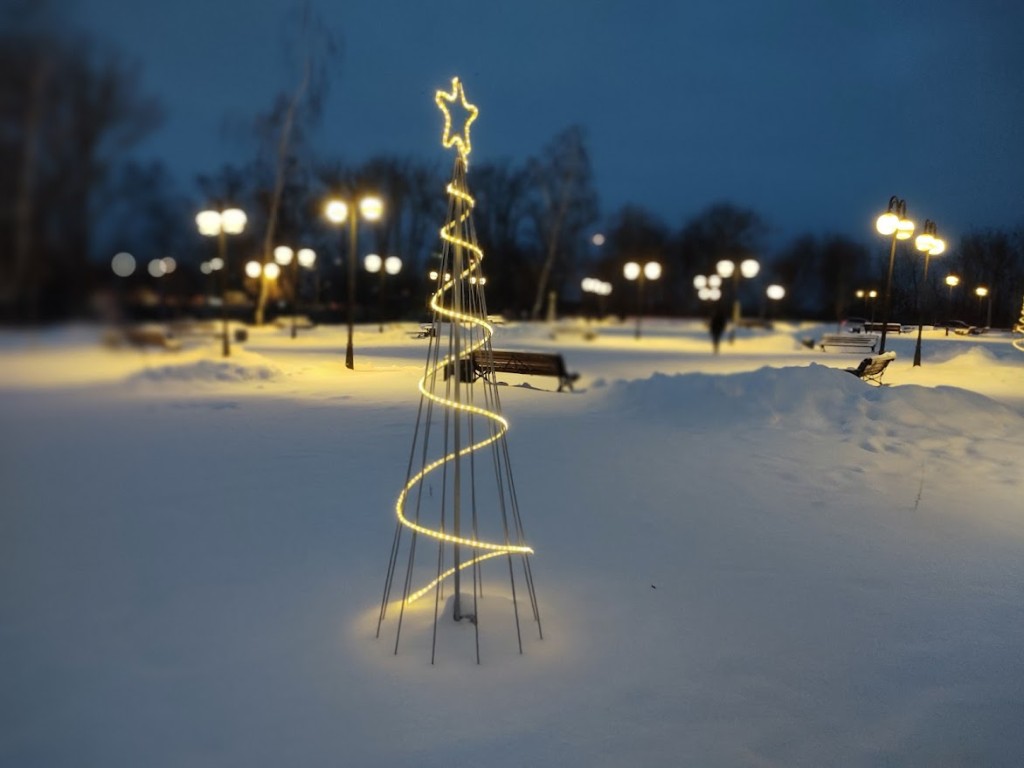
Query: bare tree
[
  {"left": 252, "top": 3, "right": 337, "bottom": 325},
  {"left": 526, "top": 126, "right": 598, "bottom": 320},
  {"left": 1, "top": 12, "right": 162, "bottom": 320}
]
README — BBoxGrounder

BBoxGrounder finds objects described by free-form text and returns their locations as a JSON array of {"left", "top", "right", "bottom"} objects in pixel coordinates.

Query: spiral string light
[
  {"left": 1014, "top": 295, "right": 1024, "bottom": 353},
  {"left": 376, "top": 78, "right": 541, "bottom": 663}
]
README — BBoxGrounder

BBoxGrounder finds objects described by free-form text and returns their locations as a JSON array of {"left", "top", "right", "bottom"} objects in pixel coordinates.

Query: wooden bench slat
[
  {"left": 820, "top": 333, "right": 879, "bottom": 352},
  {"left": 443, "top": 349, "right": 579, "bottom": 391},
  {"left": 845, "top": 351, "right": 896, "bottom": 385}
]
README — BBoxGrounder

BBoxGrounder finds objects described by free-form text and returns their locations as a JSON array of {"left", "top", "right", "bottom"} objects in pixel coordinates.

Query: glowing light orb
[{"left": 111, "top": 252, "right": 135, "bottom": 277}]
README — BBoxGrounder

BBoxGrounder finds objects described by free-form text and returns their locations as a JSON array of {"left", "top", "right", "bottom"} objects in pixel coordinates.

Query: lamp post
[
  {"left": 944, "top": 275, "right": 960, "bottom": 335},
  {"left": 581, "top": 277, "right": 612, "bottom": 318},
  {"left": 693, "top": 274, "right": 722, "bottom": 312},
  {"left": 324, "top": 195, "right": 384, "bottom": 369},
  {"left": 765, "top": 284, "right": 785, "bottom": 321},
  {"left": 874, "top": 196, "right": 915, "bottom": 353},
  {"left": 623, "top": 260, "right": 661, "bottom": 339},
  {"left": 364, "top": 253, "right": 402, "bottom": 332},
  {"left": 975, "top": 286, "right": 991, "bottom": 328},
  {"left": 196, "top": 207, "right": 247, "bottom": 357},
  {"left": 716, "top": 257, "right": 759, "bottom": 343},
  {"left": 273, "top": 246, "right": 317, "bottom": 338},
  {"left": 912, "top": 220, "right": 946, "bottom": 366}
]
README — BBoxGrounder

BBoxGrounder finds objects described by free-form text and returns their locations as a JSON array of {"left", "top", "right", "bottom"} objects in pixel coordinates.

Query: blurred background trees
[{"left": 3, "top": 3, "right": 1023, "bottom": 327}]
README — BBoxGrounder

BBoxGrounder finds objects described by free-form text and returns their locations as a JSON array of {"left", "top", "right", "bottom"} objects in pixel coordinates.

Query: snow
[{"left": 2, "top": 319, "right": 1023, "bottom": 766}]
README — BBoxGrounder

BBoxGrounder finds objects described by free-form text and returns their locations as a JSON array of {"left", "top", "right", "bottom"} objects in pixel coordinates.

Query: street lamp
[
  {"left": 874, "top": 195, "right": 914, "bottom": 353},
  {"left": 944, "top": 275, "right": 960, "bottom": 335},
  {"left": 323, "top": 194, "right": 384, "bottom": 369},
  {"left": 975, "top": 286, "right": 991, "bottom": 328},
  {"left": 581, "top": 277, "right": 612, "bottom": 318},
  {"left": 912, "top": 219, "right": 946, "bottom": 366},
  {"left": 716, "top": 257, "right": 759, "bottom": 343},
  {"left": 196, "top": 207, "right": 247, "bottom": 357},
  {"left": 273, "top": 245, "right": 317, "bottom": 338},
  {"left": 364, "top": 253, "right": 402, "bottom": 332},
  {"left": 766, "top": 284, "right": 785, "bottom": 321},
  {"left": 624, "top": 260, "right": 661, "bottom": 339}
]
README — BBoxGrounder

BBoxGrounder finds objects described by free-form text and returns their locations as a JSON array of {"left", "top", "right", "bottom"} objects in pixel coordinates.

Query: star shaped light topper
[{"left": 435, "top": 77, "right": 478, "bottom": 162}]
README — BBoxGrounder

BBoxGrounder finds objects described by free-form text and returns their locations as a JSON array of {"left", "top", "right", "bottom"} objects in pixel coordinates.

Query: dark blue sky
[{"left": 71, "top": 0, "right": 1024, "bottom": 249}]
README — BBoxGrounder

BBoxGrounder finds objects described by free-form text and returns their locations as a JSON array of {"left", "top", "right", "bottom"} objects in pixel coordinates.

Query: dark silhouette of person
[{"left": 710, "top": 310, "right": 727, "bottom": 354}]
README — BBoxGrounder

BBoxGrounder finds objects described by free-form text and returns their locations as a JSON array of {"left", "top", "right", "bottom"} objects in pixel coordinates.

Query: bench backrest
[
  {"left": 474, "top": 350, "right": 566, "bottom": 376},
  {"left": 857, "top": 351, "right": 896, "bottom": 376}
]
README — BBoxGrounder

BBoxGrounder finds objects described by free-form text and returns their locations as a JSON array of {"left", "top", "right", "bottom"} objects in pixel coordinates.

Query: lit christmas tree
[{"left": 376, "top": 78, "right": 541, "bottom": 663}]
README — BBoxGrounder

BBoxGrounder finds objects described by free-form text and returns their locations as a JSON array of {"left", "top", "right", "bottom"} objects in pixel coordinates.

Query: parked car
[{"left": 933, "top": 319, "right": 981, "bottom": 334}]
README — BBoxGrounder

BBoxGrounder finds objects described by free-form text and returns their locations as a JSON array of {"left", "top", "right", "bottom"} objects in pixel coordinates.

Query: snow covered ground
[{"left": 2, "top": 318, "right": 1023, "bottom": 767}]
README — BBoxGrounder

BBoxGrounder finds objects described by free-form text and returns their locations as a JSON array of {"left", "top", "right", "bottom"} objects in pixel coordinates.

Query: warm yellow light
[
  {"left": 623, "top": 261, "right": 641, "bottom": 281},
  {"left": 196, "top": 210, "right": 221, "bottom": 236},
  {"left": 915, "top": 233, "right": 935, "bottom": 253},
  {"left": 976, "top": 286, "right": 989, "bottom": 297},
  {"left": 709, "top": 287, "right": 721, "bottom": 301},
  {"left": 868, "top": 290, "right": 878, "bottom": 298},
  {"left": 716, "top": 259, "right": 735, "bottom": 278},
  {"left": 324, "top": 199, "right": 348, "bottom": 224},
  {"left": 945, "top": 275, "right": 959, "bottom": 287},
  {"left": 643, "top": 261, "right": 662, "bottom": 281},
  {"left": 855, "top": 289, "right": 865, "bottom": 298},
  {"left": 895, "top": 218, "right": 915, "bottom": 240},
  {"left": 436, "top": 76, "right": 479, "bottom": 162},
  {"left": 274, "top": 245, "right": 294, "bottom": 265},
  {"left": 697, "top": 287, "right": 711, "bottom": 301},
  {"left": 210, "top": 257, "right": 224, "bottom": 272},
  {"left": 384, "top": 256, "right": 402, "bottom": 275},
  {"left": 929, "top": 238, "right": 946, "bottom": 256},
  {"left": 766, "top": 284, "right": 785, "bottom": 300},
  {"left": 221, "top": 208, "right": 247, "bottom": 234},
  {"left": 359, "top": 196, "right": 384, "bottom": 222},
  {"left": 429, "top": 270, "right": 439, "bottom": 281},
  {"left": 297, "top": 248, "right": 316, "bottom": 268},
  {"left": 708, "top": 274, "right": 722, "bottom": 289},
  {"left": 263, "top": 262, "right": 280, "bottom": 280},
  {"left": 693, "top": 275, "right": 707, "bottom": 290},
  {"left": 876, "top": 212, "right": 898, "bottom": 236},
  {"left": 740, "top": 258, "right": 760, "bottom": 278},
  {"left": 364, "top": 253, "right": 382, "bottom": 273},
  {"left": 244, "top": 260, "right": 262, "bottom": 279}
]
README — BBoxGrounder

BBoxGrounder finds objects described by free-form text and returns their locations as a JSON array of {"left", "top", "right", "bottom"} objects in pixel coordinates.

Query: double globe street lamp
[
  {"left": 196, "top": 207, "right": 247, "bottom": 357},
  {"left": 623, "top": 260, "right": 661, "bottom": 339},
  {"left": 274, "top": 246, "right": 317, "bottom": 338},
  {"left": 364, "top": 253, "right": 402, "bottom": 332},
  {"left": 911, "top": 220, "right": 947, "bottom": 366},
  {"left": 874, "top": 196, "right": 914, "bottom": 353},
  {"left": 324, "top": 195, "right": 384, "bottom": 369},
  {"left": 716, "top": 257, "right": 759, "bottom": 343}
]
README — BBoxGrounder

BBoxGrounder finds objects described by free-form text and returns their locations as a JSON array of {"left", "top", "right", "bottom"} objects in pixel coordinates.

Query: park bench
[
  {"left": 549, "top": 322, "right": 597, "bottom": 341},
  {"left": 819, "top": 332, "right": 879, "bottom": 353},
  {"left": 445, "top": 349, "right": 580, "bottom": 392},
  {"left": 274, "top": 315, "right": 315, "bottom": 330},
  {"left": 863, "top": 322, "right": 903, "bottom": 334},
  {"left": 103, "top": 324, "right": 182, "bottom": 351},
  {"left": 845, "top": 351, "right": 896, "bottom": 385}
]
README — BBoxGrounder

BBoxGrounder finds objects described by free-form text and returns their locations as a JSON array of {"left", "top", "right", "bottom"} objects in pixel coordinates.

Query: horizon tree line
[{"left": 3, "top": 5, "right": 1023, "bottom": 328}]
